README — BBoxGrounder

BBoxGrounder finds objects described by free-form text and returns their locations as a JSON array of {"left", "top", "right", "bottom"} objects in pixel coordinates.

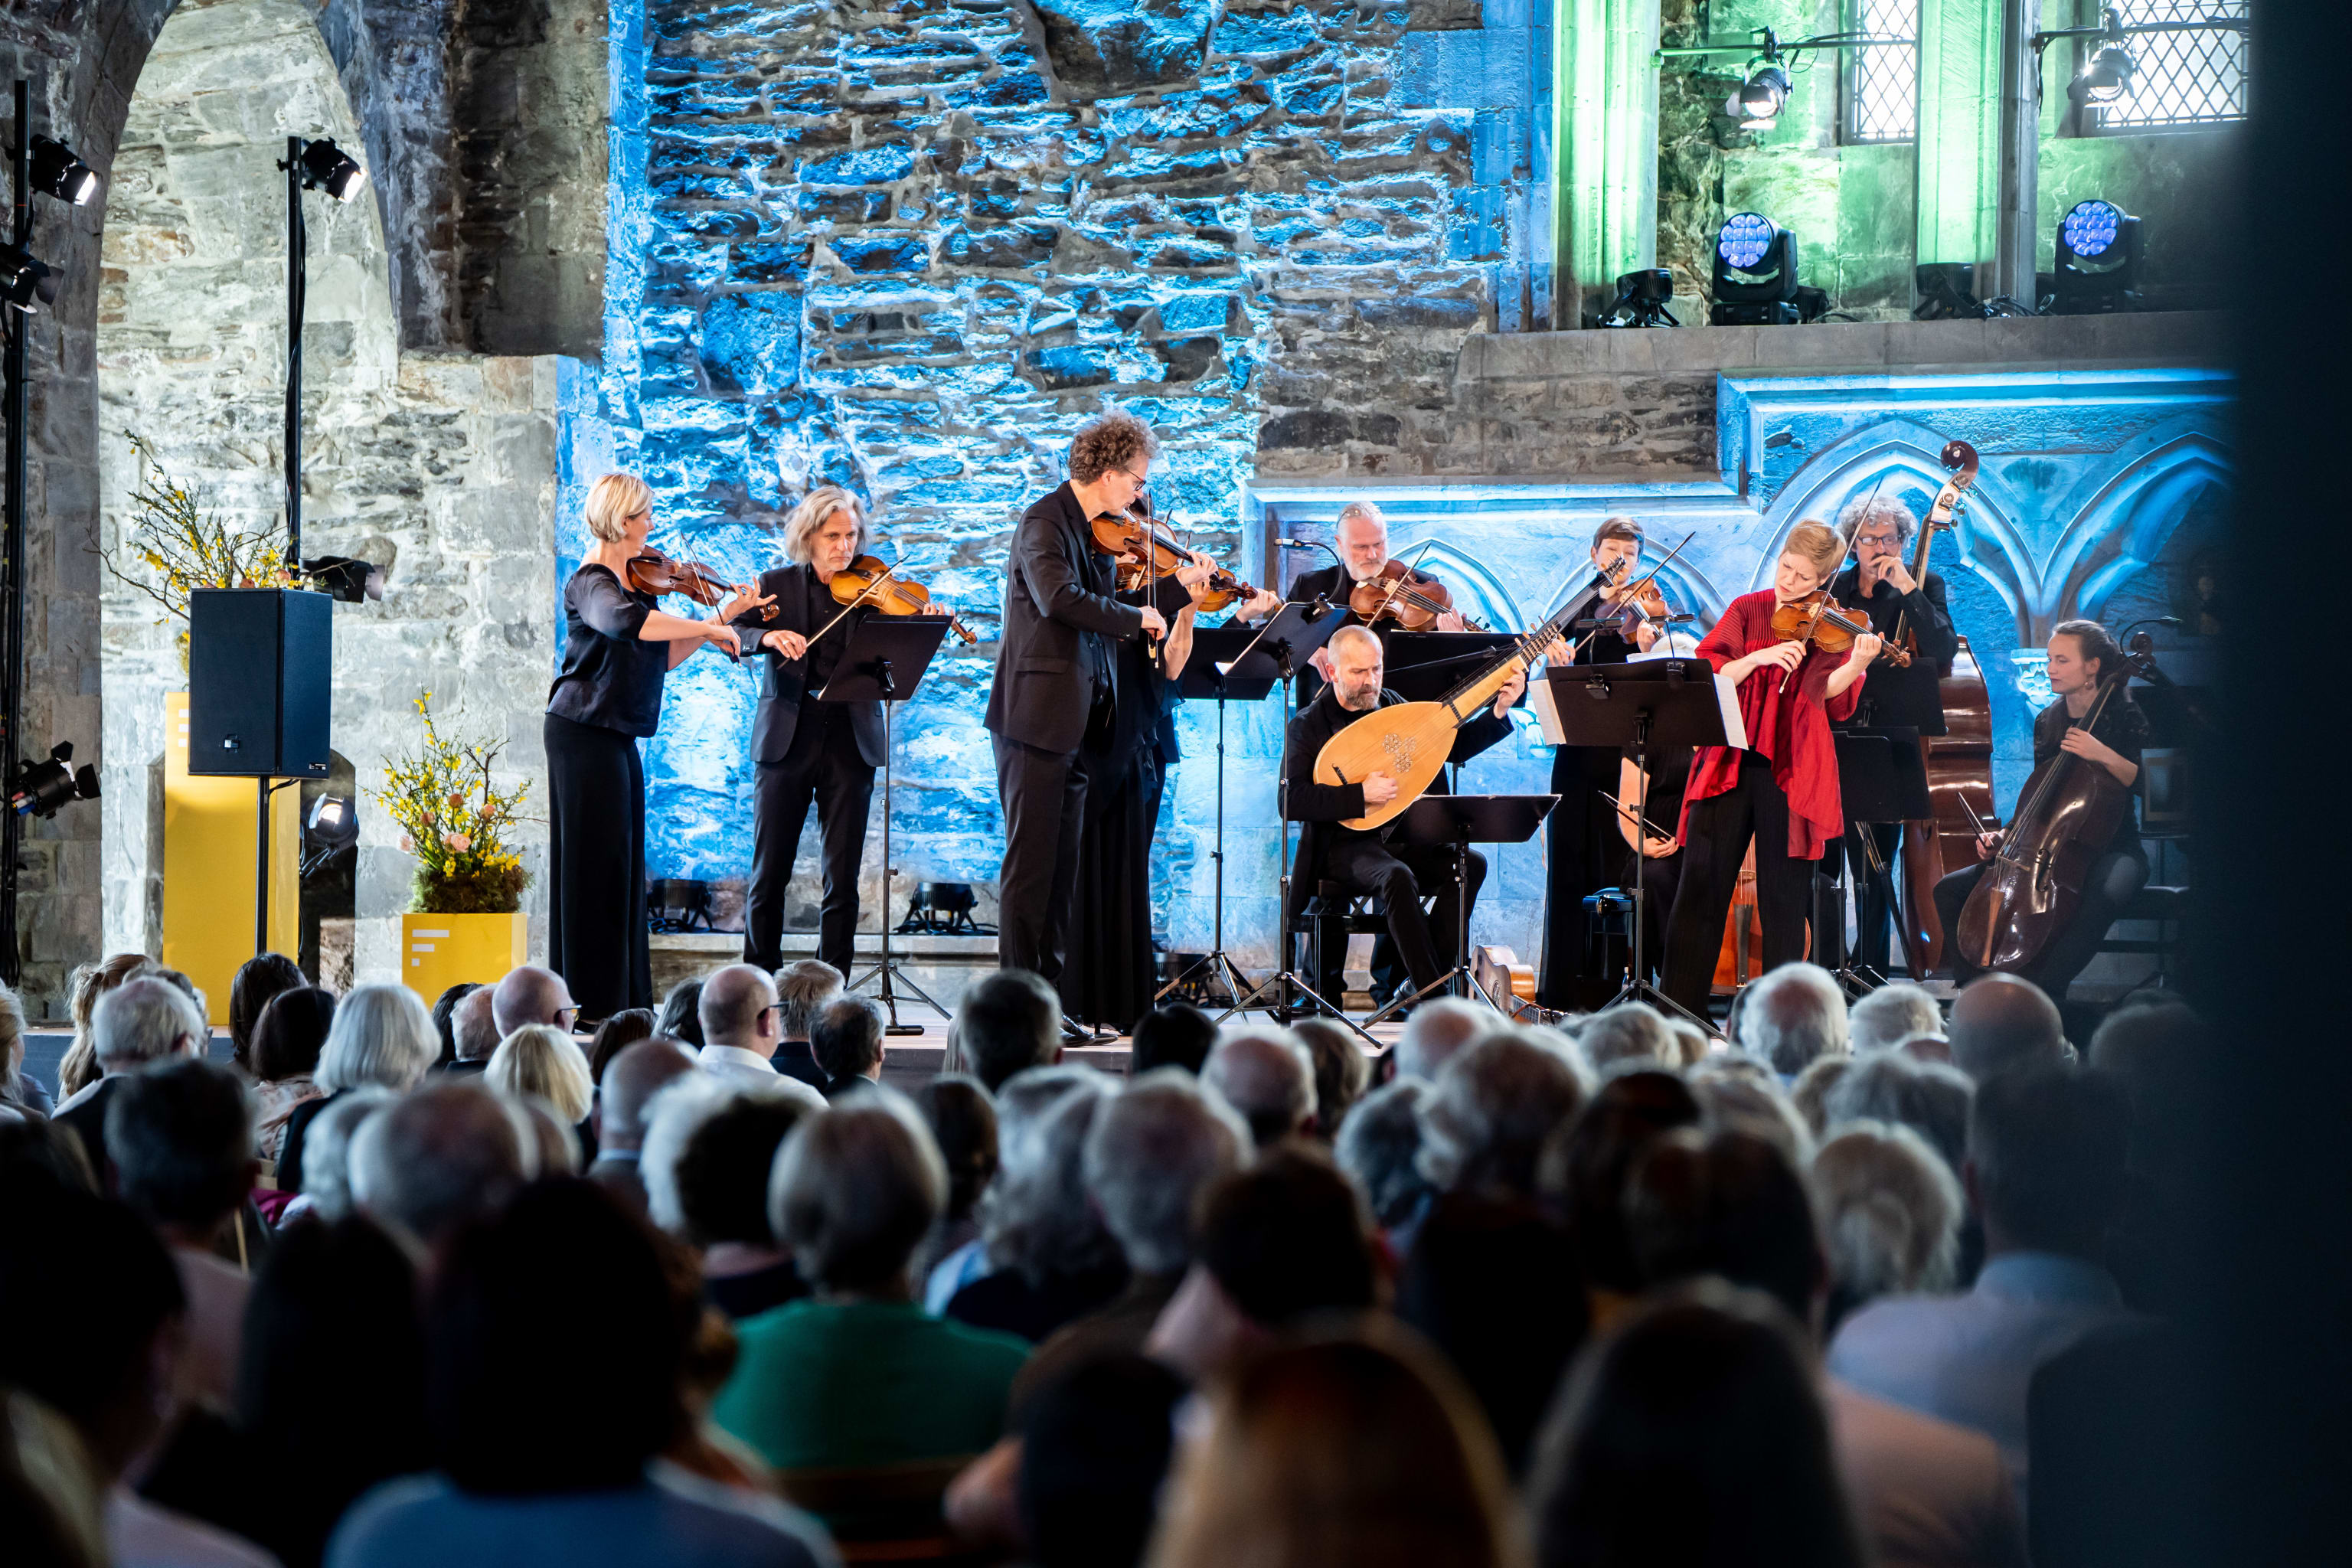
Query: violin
[
  {"left": 1348, "top": 558, "right": 1488, "bottom": 632},
  {"left": 1091, "top": 509, "right": 1255, "bottom": 614},
  {"left": 826, "top": 555, "right": 978, "bottom": 645},
  {"left": 624, "top": 546, "right": 747, "bottom": 662},
  {"left": 1767, "top": 590, "right": 1914, "bottom": 672}
]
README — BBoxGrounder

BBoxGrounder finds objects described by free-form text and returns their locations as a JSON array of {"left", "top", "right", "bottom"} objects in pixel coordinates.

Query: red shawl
[{"left": 1677, "top": 590, "right": 1864, "bottom": 861}]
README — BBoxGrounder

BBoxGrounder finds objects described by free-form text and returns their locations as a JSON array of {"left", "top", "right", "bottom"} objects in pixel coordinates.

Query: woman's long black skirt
[{"left": 544, "top": 712, "right": 652, "bottom": 1021}]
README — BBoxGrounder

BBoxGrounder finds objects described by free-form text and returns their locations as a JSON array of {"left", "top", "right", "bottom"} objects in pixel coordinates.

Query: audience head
[
  {"left": 90, "top": 975, "right": 207, "bottom": 1074},
  {"left": 1576, "top": 1004, "right": 1677, "bottom": 1075},
  {"left": 0, "top": 982, "right": 23, "bottom": 1104},
  {"left": 812, "top": 995, "right": 886, "bottom": 1085},
  {"left": 1419, "top": 1035, "right": 1588, "bottom": 1203},
  {"left": 585, "top": 1008, "right": 658, "bottom": 1085},
  {"left": 430, "top": 982, "right": 481, "bottom": 1069},
  {"left": 229, "top": 952, "right": 305, "bottom": 1070},
  {"left": 444, "top": 985, "right": 499, "bottom": 1066},
  {"left": 1788, "top": 1055, "right": 1850, "bottom": 1139},
  {"left": 1291, "top": 1018, "right": 1370, "bottom": 1138},
  {"left": 2089, "top": 995, "right": 2210, "bottom": 1176},
  {"left": 1823, "top": 1050, "right": 1972, "bottom": 1174},
  {"left": 1623, "top": 1128, "right": 1823, "bottom": 1326},
  {"left": 1129, "top": 1001, "right": 1217, "bottom": 1077},
  {"left": 1743, "top": 963, "right": 1848, "bottom": 1077},
  {"left": 1847, "top": 982, "right": 1942, "bottom": 1056},
  {"left": 956, "top": 969, "right": 1062, "bottom": 1091},
  {"left": 1152, "top": 1325, "right": 1521, "bottom": 1568},
  {"left": 0, "top": 1191, "right": 186, "bottom": 1476},
  {"left": 697, "top": 963, "right": 780, "bottom": 1053},
  {"left": 1947, "top": 972, "right": 2067, "bottom": 1083},
  {"left": 1969, "top": 1065, "right": 2130, "bottom": 1259},
  {"left": 912, "top": 1074, "right": 998, "bottom": 1227},
  {"left": 1540, "top": 1070, "right": 1700, "bottom": 1295},
  {"left": 655, "top": 977, "right": 706, "bottom": 1048},
  {"left": 1687, "top": 1065, "right": 1814, "bottom": 1168},
  {"left": 1201, "top": 1028, "right": 1316, "bottom": 1148},
  {"left": 1335, "top": 1079, "right": 1437, "bottom": 1230},
  {"left": 770, "top": 1096, "right": 947, "bottom": 1295},
  {"left": 1018, "top": 1353, "right": 1186, "bottom": 1568},
  {"left": 427, "top": 1180, "right": 694, "bottom": 1493},
  {"left": 486, "top": 1025, "right": 595, "bottom": 1124},
  {"left": 0, "top": 1113, "right": 96, "bottom": 1197},
  {"left": 292, "top": 1088, "right": 397, "bottom": 1221},
  {"left": 594, "top": 1037, "right": 699, "bottom": 1153},
  {"left": 984, "top": 1070, "right": 1119, "bottom": 1284},
  {"left": 315, "top": 983, "right": 438, "bottom": 1095},
  {"left": 349, "top": 1080, "right": 530, "bottom": 1252},
  {"left": 491, "top": 965, "right": 577, "bottom": 1037},
  {"left": 1085, "top": 1071, "right": 1248, "bottom": 1278},
  {"left": 251, "top": 986, "right": 336, "bottom": 1083},
  {"left": 1811, "top": 1122, "right": 1964, "bottom": 1326},
  {"left": 1664, "top": 1019, "right": 1712, "bottom": 1071},
  {"left": 648, "top": 1083, "right": 812, "bottom": 1247},
  {"left": 774, "top": 960, "right": 844, "bottom": 1042},
  {"left": 1395, "top": 998, "right": 1494, "bottom": 1082},
  {"left": 1531, "top": 1283, "right": 1865, "bottom": 1568},
  {"left": 1191, "top": 1145, "right": 1377, "bottom": 1332},
  {"left": 105, "top": 1057, "right": 255, "bottom": 1241},
  {"left": 0, "top": 1381, "right": 106, "bottom": 1568}
]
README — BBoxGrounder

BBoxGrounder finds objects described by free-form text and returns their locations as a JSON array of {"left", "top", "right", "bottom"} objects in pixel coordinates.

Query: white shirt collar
[{"left": 697, "top": 1043, "right": 776, "bottom": 1076}]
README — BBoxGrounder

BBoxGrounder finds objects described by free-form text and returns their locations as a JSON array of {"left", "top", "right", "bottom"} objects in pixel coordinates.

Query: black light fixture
[
  {"left": 300, "top": 554, "right": 385, "bottom": 603},
  {"left": 2048, "top": 198, "right": 2141, "bottom": 315},
  {"left": 8, "top": 741, "right": 99, "bottom": 819},
  {"left": 1710, "top": 211, "right": 1828, "bottom": 325},
  {"left": 1913, "top": 263, "right": 1986, "bottom": 320},
  {"left": 1723, "top": 35, "right": 1794, "bottom": 132},
  {"left": 28, "top": 135, "right": 98, "bottom": 205},
  {"left": 1592, "top": 268, "right": 1678, "bottom": 328},
  {"left": 0, "top": 243, "right": 54, "bottom": 314},
  {"left": 2068, "top": 40, "right": 2136, "bottom": 109},
  {"left": 296, "top": 137, "right": 367, "bottom": 202}
]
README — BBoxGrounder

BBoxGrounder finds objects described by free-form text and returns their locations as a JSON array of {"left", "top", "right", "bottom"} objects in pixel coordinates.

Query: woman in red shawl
[{"left": 1659, "top": 521, "right": 1883, "bottom": 1016}]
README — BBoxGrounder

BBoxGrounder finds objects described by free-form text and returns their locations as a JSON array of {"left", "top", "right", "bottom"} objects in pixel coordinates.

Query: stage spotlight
[
  {"left": 296, "top": 138, "right": 367, "bottom": 202},
  {"left": 1723, "top": 61, "right": 1792, "bottom": 129},
  {"left": 2050, "top": 198, "right": 2141, "bottom": 315},
  {"left": 301, "top": 554, "right": 385, "bottom": 603},
  {"left": 9, "top": 743, "right": 99, "bottom": 820},
  {"left": 29, "top": 135, "right": 99, "bottom": 205},
  {"left": 0, "top": 243, "right": 57, "bottom": 314},
  {"left": 1593, "top": 267, "right": 1678, "bottom": 328},
  {"left": 2067, "top": 41, "right": 2135, "bottom": 109},
  {"left": 1710, "top": 213, "right": 1827, "bottom": 326}
]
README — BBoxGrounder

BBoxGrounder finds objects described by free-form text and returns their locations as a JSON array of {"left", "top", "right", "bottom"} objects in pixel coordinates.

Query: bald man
[
  {"left": 587, "top": 1038, "right": 701, "bottom": 1212},
  {"left": 1947, "top": 974, "right": 2069, "bottom": 1084},
  {"left": 697, "top": 964, "right": 783, "bottom": 1084},
  {"left": 492, "top": 965, "right": 579, "bottom": 1037}
]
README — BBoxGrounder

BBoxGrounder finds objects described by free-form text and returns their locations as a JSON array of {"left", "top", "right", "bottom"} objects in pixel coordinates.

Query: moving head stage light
[
  {"left": 2049, "top": 198, "right": 2141, "bottom": 315},
  {"left": 1710, "top": 213, "right": 1828, "bottom": 325}
]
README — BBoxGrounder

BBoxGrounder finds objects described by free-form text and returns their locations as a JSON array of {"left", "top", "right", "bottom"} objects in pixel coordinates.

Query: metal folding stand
[
  {"left": 818, "top": 616, "right": 952, "bottom": 1035},
  {"left": 1825, "top": 727, "right": 1934, "bottom": 998},
  {"left": 1359, "top": 794, "right": 1557, "bottom": 1026},
  {"left": 1157, "top": 626, "right": 1278, "bottom": 1011}
]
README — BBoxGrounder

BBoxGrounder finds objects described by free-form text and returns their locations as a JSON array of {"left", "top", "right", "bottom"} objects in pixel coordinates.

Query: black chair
[
  {"left": 1282, "top": 879, "right": 1436, "bottom": 1021},
  {"left": 2096, "top": 884, "right": 2189, "bottom": 985}
]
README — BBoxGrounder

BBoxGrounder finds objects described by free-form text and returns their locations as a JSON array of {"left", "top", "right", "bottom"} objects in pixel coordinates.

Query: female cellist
[
  {"left": 1658, "top": 521, "right": 1881, "bottom": 1017},
  {"left": 1932, "top": 619, "right": 2148, "bottom": 998}
]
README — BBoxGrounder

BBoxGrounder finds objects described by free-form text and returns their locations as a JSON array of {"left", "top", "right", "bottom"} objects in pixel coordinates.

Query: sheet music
[{"left": 1530, "top": 664, "right": 1749, "bottom": 750}]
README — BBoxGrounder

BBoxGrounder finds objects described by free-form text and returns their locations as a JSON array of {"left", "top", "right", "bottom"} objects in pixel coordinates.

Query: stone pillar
[
  {"left": 1994, "top": 0, "right": 2042, "bottom": 304},
  {"left": 1556, "top": 0, "right": 1662, "bottom": 325},
  {"left": 1914, "top": 0, "right": 2005, "bottom": 285}
]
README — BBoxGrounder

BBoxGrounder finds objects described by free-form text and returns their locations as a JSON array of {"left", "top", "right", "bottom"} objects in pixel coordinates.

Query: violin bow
[
  {"left": 1568, "top": 531, "right": 1694, "bottom": 660},
  {"left": 1596, "top": 789, "right": 1675, "bottom": 844},
  {"left": 798, "top": 555, "right": 903, "bottom": 653}
]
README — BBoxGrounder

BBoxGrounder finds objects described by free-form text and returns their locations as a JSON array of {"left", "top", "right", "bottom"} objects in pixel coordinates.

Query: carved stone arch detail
[{"left": 2043, "top": 431, "right": 2234, "bottom": 626}]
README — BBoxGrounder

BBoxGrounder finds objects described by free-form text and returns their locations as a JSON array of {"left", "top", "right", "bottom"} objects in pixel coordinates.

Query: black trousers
[
  {"left": 1538, "top": 745, "right": 1625, "bottom": 1011},
  {"left": 993, "top": 728, "right": 1107, "bottom": 985},
  {"left": 1318, "top": 836, "right": 1487, "bottom": 999},
  {"left": 544, "top": 712, "right": 651, "bottom": 1021},
  {"left": 1661, "top": 758, "right": 1813, "bottom": 1017},
  {"left": 743, "top": 705, "right": 875, "bottom": 977},
  {"left": 1931, "top": 848, "right": 2148, "bottom": 1000}
]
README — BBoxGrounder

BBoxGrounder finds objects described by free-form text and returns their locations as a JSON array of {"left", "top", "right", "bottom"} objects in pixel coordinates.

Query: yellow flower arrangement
[
  {"left": 99, "top": 434, "right": 308, "bottom": 636},
  {"left": 369, "top": 694, "right": 534, "bottom": 914}
]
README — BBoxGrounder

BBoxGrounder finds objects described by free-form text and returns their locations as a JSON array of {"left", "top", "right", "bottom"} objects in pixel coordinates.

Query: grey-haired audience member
[
  {"left": 1687, "top": 1066, "right": 1815, "bottom": 1168},
  {"left": 1393, "top": 998, "right": 1493, "bottom": 1083},
  {"left": 1811, "top": 1120, "right": 1965, "bottom": 1328},
  {"left": 956, "top": 970, "right": 1063, "bottom": 1093},
  {"left": 1289, "top": 1018, "right": 1370, "bottom": 1138},
  {"left": 1200, "top": 1029, "right": 1316, "bottom": 1148},
  {"left": 1848, "top": 982, "right": 1944, "bottom": 1056},
  {"left": 1946, "top": 972, "right": 2069, "bottom": 1083},
  {"left": 449, "top": 986, "right": 501, "bottom": 1070},
  {"left": 973, "top": 1072, "right": 1120, "bottom": 1295},
  {"left": 1824, "top": 1050, "right": 1974, "bottom": 1176},
  {"left": 1790, "top": 1054, "right": 1852, "bottom": 1140},
  {"left": 1741, "top": 963, "right": 1850, "bottom": 1077},
  {"left": 1084, "top": 1072, "right": 1250, "bottom": 1279},
  {"left": 1416, "top": 1035, "right": 1588, "bottom": 1203},
  {"left": 316, "top": 985, "right": 439, "bottom": 1096},
  {"left": 294, "top": 1088, "right": 397, "bottom": 1223},
  {"left": 775, "top": 959, "right": 845, "bottom": 1042},
  {"left": 586, "top": 1037, "right": 701, "bottom": 1212},
  {"left": 769, "top": 1096, "right": 947, "bottom": 1295},
  {"left": 349, "top": 1080, "right": 530, "bottom": 1253},
  {"left": 1576, "top": 1003, "right": 1677, "bottom": 1074},
  {"left": 51, "top": 975, "right": 211, "bottom": 1181},
  {"left": 1334, "top": 1078, "right": 1436, "bottom": 1233}
]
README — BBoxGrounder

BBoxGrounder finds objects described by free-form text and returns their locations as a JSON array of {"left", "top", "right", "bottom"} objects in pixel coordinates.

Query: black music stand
[
  {"left": 1375, "top": 632, "right": 1530, "bottom": 704},
  {"left": 1361, "top": 794, "right": 1557, "bottom": 1025},
  {"left": 1158, "top": 626, "right": 1279, "bottom": 1011},
  {"left": 1543, "top": 659, "right": 1736, "bottom": 1030},
  {"left": 1216, "top": 602, "right": 1357, "bottom": 1031},
  {"left": 818, "top": 616, "right": 952, "bottom": 1034},
  {"left": 1828, "top": 727, "right": 1933, "bottom": 997}
]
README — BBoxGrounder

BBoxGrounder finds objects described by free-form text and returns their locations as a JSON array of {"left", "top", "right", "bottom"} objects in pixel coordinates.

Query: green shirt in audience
[{"left": 713, "top": 1298, "right": 1031, "bottom": 1472}]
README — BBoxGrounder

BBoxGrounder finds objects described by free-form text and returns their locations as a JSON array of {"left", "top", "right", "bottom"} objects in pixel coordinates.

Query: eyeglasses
[
  {"left": 554, "top": 1005, "right": 581, "bottom": 1029},
  {"left": 1116, "top": 466, "right": 1150, "bottom": 488}
]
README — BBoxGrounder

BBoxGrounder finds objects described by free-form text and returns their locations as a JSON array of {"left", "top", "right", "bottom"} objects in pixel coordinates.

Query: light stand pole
[
  {"left": 283, "top": 135, "right": 306, "bottom": 565},
  {"left": 1, "top": 84, "right": 31, "bottom": 986}
]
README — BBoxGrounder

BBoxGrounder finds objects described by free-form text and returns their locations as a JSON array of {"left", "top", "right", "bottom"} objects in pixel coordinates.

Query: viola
[
  {"left": 1347, "top": 558, "right": 1488, "bottom": 632},
  {"left": 827, "top": 555, "right": 978, "bottom": 645},
  {"left": 624, "top": 546, "right": 747, "bottom": 662}
]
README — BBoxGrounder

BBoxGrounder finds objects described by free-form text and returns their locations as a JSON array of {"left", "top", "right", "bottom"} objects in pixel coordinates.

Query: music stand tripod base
[
  {"left": 1158, "top": 623, "right": 1281, "bottom": 1013},
  {"left": 1357, "top": 794, "right": 1557, "bottom": 1029}
]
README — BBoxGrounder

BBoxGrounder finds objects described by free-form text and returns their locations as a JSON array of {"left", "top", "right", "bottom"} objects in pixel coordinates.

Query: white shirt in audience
[
  {"left": 697, "top": 1044, "right": 779, "bottom": 1086},
  {"left": 1827, "top": 1377, "right": 2028, "bottom": 1568}
]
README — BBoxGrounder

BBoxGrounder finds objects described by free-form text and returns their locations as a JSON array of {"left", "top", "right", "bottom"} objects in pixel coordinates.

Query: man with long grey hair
[{"left": 733, "top": 484, "right": 952, "bottom": 975}]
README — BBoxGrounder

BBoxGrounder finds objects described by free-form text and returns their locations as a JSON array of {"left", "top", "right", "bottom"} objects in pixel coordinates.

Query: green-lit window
[
  {"left": 1843, "top": 0, "right": 1918, "bottom": 144},
  {"left": 2088, "top": 0, "right": 2249, "bottom": 131}
]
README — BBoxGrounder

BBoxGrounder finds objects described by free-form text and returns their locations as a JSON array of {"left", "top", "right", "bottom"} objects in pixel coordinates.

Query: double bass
[{"left": 1893, "top": 441, "right": 1987, "bottom": 975}]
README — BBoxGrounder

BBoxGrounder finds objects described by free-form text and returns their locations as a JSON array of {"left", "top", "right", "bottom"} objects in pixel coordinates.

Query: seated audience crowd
[{"left": 0, "top": 946, "right": 2210, "bottom": 1568}]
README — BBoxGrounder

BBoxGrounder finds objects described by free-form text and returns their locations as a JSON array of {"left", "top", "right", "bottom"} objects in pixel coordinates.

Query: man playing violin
[
  {"left": 1288, "top": 501, "right": 1467, "bottom": 682},
  {"left": 1828, "top": 493, "right": 1962, "bottom": 976},
  {"left": 1538, "top": 516, "right": 1666, "bottom": 1009},
  {"left": 1930, "top": 619, "right": 2148, "bottom": 1001},
  {"left": 733, "top": 485, "right": 953, "bottom": 977},
  {"left": 1658, "top": 521, "right": 1882, "bottom": 1018},
  {"left": 1283, "top": 624, "right": 1524, "bottom": 1012}
]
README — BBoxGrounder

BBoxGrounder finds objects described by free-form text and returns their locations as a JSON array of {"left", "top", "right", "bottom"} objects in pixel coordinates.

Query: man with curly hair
[{"left": 985, "top": 413, "right": 1191, "bottom": 1008}]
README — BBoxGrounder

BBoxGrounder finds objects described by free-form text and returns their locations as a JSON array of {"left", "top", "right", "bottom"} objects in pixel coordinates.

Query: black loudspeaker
[{"left": 188, "top": 588, "right": 332, "bottom": 778}]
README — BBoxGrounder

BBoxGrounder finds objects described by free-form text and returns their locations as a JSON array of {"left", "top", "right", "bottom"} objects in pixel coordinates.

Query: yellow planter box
[{"left": 400, "top": 911, "right": 529, "bottom": 1002}]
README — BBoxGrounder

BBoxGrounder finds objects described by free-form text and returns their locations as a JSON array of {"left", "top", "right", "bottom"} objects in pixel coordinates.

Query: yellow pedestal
[
  {"left": 400, "top": 911, "right": 529, "bottom": 1002},
  {"left": 162, "top": 693, "right": 301, "bottom": 1027}
]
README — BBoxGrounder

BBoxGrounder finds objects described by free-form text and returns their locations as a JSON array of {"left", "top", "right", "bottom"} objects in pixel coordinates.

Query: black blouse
[
  {"left": 547, "top": 564, "right": 669, "bottom": 737},
  {"left": 2029, "top": 688, "right": 2148, "bottom": 857}
]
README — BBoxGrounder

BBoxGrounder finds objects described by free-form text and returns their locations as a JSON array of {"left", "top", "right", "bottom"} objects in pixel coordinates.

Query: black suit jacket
[
  {"left": 53, "top": 1076, "right": 124, "bottom": 1190},
  {"left": 1284, "top": 561, "right": 1446, "bottom": 625},
  {"left": 985, "top": 485, "right": 1187, "bottom": 754},
  {"left": 1827, "top": 565, "right": 1959, "bottom": 733},
  {"left": 735, "top": 563, "right": 888, "bottom": 767},
  {"left": 1281, "top": 685, "right": 1513, "bottom": 923}
]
